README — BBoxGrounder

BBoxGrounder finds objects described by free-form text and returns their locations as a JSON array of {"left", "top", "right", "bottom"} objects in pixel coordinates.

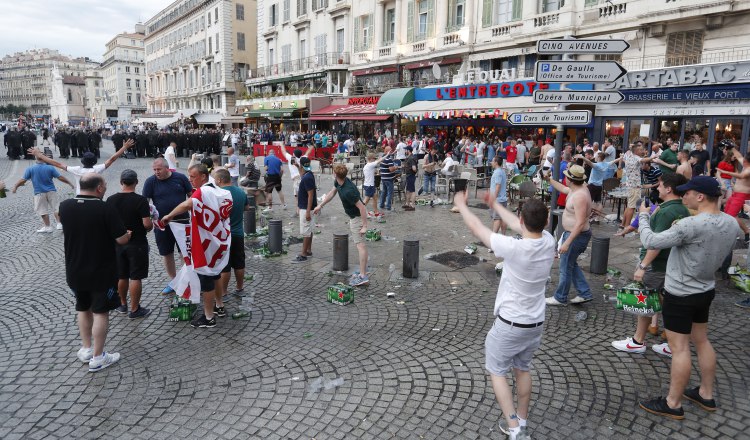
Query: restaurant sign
[{"left": 415, "top": 80, "right": 556, "bottom": 101}]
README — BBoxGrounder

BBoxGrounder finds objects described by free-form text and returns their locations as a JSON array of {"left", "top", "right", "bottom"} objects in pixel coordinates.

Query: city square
[{"left": 1, "top": 0, "right": 750, "bottom": 439}]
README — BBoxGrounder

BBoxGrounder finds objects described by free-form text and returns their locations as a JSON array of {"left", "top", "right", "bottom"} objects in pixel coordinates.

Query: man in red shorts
[{"left": 720, "top": 146, "right": 750, "bottom": 243}]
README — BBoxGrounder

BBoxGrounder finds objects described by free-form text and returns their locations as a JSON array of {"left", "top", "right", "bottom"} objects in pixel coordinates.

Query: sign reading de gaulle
[{"left": 536, "top": 61, "right": 627, "bottom": 83}]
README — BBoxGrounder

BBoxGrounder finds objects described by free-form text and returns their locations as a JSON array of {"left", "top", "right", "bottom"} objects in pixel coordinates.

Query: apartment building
[
  {"left": 143, "top": 0, "right": 257, "bottom": 126},
  {"left": 0, "top": 48, "right": 98, "bottom": 117},
  {"left": 99, "top": 24, "right": 148, "bottom": 124}
]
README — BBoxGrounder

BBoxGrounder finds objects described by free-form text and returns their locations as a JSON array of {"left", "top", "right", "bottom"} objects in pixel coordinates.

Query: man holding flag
[{"left": 159, "top": 164, "right": 233, "bottom": 328}]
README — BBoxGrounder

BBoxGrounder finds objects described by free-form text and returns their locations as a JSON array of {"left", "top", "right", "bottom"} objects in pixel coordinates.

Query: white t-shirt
[
  {"left": 476, "top": 142, "right": 486, "bottom": 160},
  {"left": 491, "top": 231, "right": 556, "bottom": 323},
  {"left": 66, "top": 164, "right": 106, "bottom": 195},
  {"left": 395, "top": 142, "right": 407, "bottom": 160},
  {"left": 604, "top": 145, "right": 617, "bottom": 162},
  {"left": 164, "top": 146, "right": 177, "bottom": 170},
  {"left": 363, "top": 161, "right": 378, "bottom": 187},
  {"left": 441, "top": 156, "right": 456, "bottom": 173},
  {"left": 543, "top": 148, "right": 556, "bottom": 167},
  {"left": 283, "top": 151, "right": 301, "bottom": 180},
  {"left": 228, "top": 154, "right": 240, "bottom": 177},
  {"left": 516, "top": 144, "right": 527, "bottom": 164}
]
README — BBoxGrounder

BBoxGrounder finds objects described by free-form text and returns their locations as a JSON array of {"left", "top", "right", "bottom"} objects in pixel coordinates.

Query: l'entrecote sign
[
  {"left": 453, "top": 68, "right": 517, "bottom": 85},
  {"left": 602, "top": 61, "right": 750, "bottom": 89}
]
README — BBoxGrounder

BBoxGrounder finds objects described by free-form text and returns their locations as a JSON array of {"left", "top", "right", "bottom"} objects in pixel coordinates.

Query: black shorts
[
  {"left": 222, "top": 236, "right": 246, "bottom": 272},
  {"left": 154, "top": 226, "right": 177, "bottom": 256},
  {"left": 116, "top": 243, "right": 149, "bottom": 280},
  {"left": 662, "top": 289, "right": 715, "bottom": 334},
  {"left": 198, "top": 274, "right": 220, "bottom": 292},
  {"left": 406, "top": 174, "right": 416, "bottom": 192},
  {"left": 265, "top": 174, "right": 282, "bottom": 192},
  {"left": 588, "top": 184, "right": 603, "bottom": 203},
  {"left": 73, "top": 286, "right": 119, "bottom": 313}
]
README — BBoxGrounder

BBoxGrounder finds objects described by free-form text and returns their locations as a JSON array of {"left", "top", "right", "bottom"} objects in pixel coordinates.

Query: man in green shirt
[
  {"left": 215, "top": 169, "right": 250, "bottom": 306},
  {"left": 655, "top": 139, "right": 679, "bottom": 174},
  {"left": 314, "top": 163, "right": 370, "bottom": 286},
  {"left": 612, "top": 172, "right": 690, "bottom": 356}
]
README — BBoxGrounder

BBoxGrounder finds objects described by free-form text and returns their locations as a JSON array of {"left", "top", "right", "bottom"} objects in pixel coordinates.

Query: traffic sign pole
[{"left": 549, "top": 43, "right": 573, "bottom": 234}]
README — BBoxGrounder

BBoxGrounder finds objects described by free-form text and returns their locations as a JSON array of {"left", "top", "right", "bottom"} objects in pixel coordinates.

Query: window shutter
[
  {"left": 427, "top": 0, "right": 435, "bottom": 37},
  {"left": 447, "top": 0, "right": 455, "bottom": 30},
  {"left": 367, "top": 15, "right": 374, "bottom": 48},
  {"left": 512, "top": 0, "right": 522, "bottom": 21},
  {"left": 407, "top": 0, "right": 415, "bottom": 42},
  {"left": 482, "top": 0, "right": 493, "bottom": 27},
  {"left": 354, "top": 16, "right": 361, "bottom": 52}
]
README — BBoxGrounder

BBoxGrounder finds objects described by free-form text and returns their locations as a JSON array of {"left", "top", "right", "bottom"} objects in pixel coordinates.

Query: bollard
[
  {"left": 183, "top": 149, "right": 190, "bottom": 158},
  {"left": 268, "top": 219, "right": 283, "bottom": 254},
  {"left": 239, "top": 162, "right": 246, "bottom": 177},
  {"left": 551, "top": 208, "right": 564, "bottom": 241},
  {"left": 248, "top": 194, "right": 256, "bottom": 207},
  {"left": 589, "top": 236, "right": 610, "bottom": 274},
  {"left": 244, "top": 207, "right": 256, "bottom": 234},
  {"left": 188, "top": 150, "right": 194, "bottom": 159},
  {"left": 333, "top": 233, "right": 349, "bottom": 271},
  {"left": 403, "top": 239, "right": 420, "bottom": 278}
]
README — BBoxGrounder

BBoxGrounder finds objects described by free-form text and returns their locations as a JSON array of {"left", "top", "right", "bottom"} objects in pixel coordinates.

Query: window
[
  {"left": 236, "top": 3, "right": 245, "bottom": 20},
  {"left": 208, "top": 11, "right": 211, "bottom": 26},
  {"left": 408, "top": 0, "right": 434, "bottom": 42},
  {"left": 299, "top": 39, "right": 306, "bottom": 59},
  {"left": 354, "top": 15, "right": 372, "bottom": 52},
  {"left": 215, "top": 33, "right": 219, "bottom": 52},
  {"left": 281, "top": 44, "right": 292, "bottom": 72},
  {"left": 297, "top": 0, "right": 307, "bottom": 16},
  {"left": 136, "top": 93, "right": 141, "bottom": 105},
  {"left": 125, "top": 66, "right": 131, "bottom": 73},
  {"left": 447, "top": 0, "right": 465, "bottom": 30},
  {"left": 67, "top": 89, "right": 72, "bottom": 103},
  {"left": 135, "top": 67, "right": 139, "bottom": 74},
  {"left": 216, "top": 94, "right": 221, "bottom": 108},
  {"left": 385, "top": 8, "right": 396, "bottom": 45},
  {"left": 336, "top": 29, "right": 345, "bottom": 54},
  {"left": 283, "top": 0, "right": 290, "bottom": 21},
  {"left": 215, "top": 62, "right": 221, "bottom": 82},
  {"left": 135, "top": 79, "right": 141, "bottom": 89},
  {"left": 270, "top": 4, "right": 278, "bottom": 26},
  {"left": 312, "top": 0, "right": 328, "bottom": 10},
  {"left": 666, "top": 30, "right": 704, "bottom": 67},
  {"left": 541, "top": 0, "right": 564, "bottom": 13},
  {"left": 238, "top": 32, "right": 246, "bottom": 51},
  {"left": 269, "top": 47, "right": 274, "bottom": 65},
  {"left": 202, "top": 66, "right": 206, "bottom": 84},
  {"left": 209, "top": 36, "right": 213, "bottom": 54},
  {"left": 215, "top": 7, "right": 219, "bottom": 22},
  {"left": 126, "top": 79, "right": 132, "bottom": 89},
  {"left": 482, "top": 0, "right": 522, "bottom": 26},
  {"left": 127, "top": 93, "right": 132, "bottom": 104},
  {"left": 207, "top": 63, "right": 212, "bottom": 83},
  {"left": 314, "top": 34, "right": 327, "bottom": 65}
]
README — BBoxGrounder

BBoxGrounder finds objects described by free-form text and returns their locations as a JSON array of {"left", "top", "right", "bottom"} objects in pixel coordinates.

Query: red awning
[
  {"left": 309, "top": 103, "right": 391, "bottom": 121},
  {"left": 440, "top": 56, "right": 463, "bottom": 65}
]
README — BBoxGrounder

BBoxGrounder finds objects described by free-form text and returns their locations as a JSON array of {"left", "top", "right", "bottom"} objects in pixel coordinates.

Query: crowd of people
[{"left": 2, "top": 126, "right": 749, "bottom": 440}]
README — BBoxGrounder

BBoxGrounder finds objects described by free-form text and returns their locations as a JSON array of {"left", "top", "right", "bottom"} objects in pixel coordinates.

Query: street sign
[
  {"left": 533, "top": 90, "right": 625, "bottom": 104},
  {"left": 508, "top": 110, "right": 592, "bottom": 125},
  {"left": 537, "top": 39, "right": 630, "bottom": 54},
  {"left": 535, "top": 61, "right": 627, "bottom": 83}
]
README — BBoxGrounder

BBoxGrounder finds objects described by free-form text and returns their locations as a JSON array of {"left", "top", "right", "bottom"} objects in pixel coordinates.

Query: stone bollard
[
  {"left": 244, "top": 207, "right": 256, "bottom": 235},
  {"left": 239, "top": 162, "right": 246, "bottom": 177},
  {"left": 589, "top": 236, "right": 610, "bottom": 274},
  {"left": 403, "top": 239, "right": 419, "bottom": 279},
  {"left": 333, "top": 233, "right": 349, "bottom": 271},
  {"left": 248, "top": 194, "right": 256, "bottom": 207},
  {"left": 268, "top": 219, "right": 283, "bottom": 254}
]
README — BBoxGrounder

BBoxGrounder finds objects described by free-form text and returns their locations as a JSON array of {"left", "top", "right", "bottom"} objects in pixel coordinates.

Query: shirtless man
[
  {"left": 721, "top": 148, "right": 750, "bottom": 242},
  {"left": 663, "top": 150, "right": 694, "bottom": 180},
  {"left": 545, "top": 165, "right": 594, "bottom": 306}
]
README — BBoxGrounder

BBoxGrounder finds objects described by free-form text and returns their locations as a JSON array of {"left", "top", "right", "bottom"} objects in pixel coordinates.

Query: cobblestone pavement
[{"left": 0, "top": 136, "right": 748, "bottom": 440}]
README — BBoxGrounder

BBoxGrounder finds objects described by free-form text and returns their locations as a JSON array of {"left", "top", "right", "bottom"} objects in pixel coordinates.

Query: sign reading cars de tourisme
[{"left": 509, "top": 110, "right": 592, "bottom": 125}]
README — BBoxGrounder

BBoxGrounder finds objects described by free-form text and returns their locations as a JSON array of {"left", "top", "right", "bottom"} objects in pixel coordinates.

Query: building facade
[
  {"left": 143, "top": 0, "right": 257, "bottom": 125},
  {"left": 0, "top": 49, "right": 98, "bottom": 118},
  {"left": 99, "top": 25, "right": 148, "bottom": 124}
]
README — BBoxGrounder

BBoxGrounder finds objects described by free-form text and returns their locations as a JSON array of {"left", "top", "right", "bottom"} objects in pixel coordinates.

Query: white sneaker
[
  {"left": 282, "top": 204, "right": 288, "bottom": 209},
  {"left": 88, "top": 352, "right": 120, "bottom": 372},
  {"left": 652, "top": 342, "right": 672, "bottom": 358},
  {"left": 76, "top": 347, "right": 94, "bottom": 363},
  {"left": 262, "top": 207, "right": 273, "bottom": 213},
  {"left": 56, "top": 223, "right": 63, "bottom": 230},
  {"left": 545, "top": 296, "right": 567, "bottom": 306},
  {"left": 611, "top": 337, "right": 646, "bottom": 354},
  {"left": 570, "top": 296, "right": 593, "bottom": 304},
  {"left": 36, "top": 226, "right": 53, "bottom": 233}
]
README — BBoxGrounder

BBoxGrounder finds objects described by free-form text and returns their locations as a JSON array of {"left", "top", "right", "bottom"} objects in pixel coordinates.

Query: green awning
[
  {"left": 376, "top": 88, "right": 415, "bottom": 114},
  {"left": 244, "top": 109, "right": 302, "bottom": 118}
]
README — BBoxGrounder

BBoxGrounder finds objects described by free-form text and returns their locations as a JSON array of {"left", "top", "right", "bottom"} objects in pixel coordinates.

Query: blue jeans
[
  {"left": 423, "top": 174, "right": 436, "bottom": 194},
  {"left": 553, "top": 230, "right": 592, "bottom": 303},
  {"left": 379, "top": 179, "right": 394, "bottom": 210}
]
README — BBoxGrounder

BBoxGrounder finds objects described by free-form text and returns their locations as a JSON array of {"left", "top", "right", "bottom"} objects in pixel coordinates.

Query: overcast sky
[{"left": 0, "top": 0, "right": 175, "bottom": 61}]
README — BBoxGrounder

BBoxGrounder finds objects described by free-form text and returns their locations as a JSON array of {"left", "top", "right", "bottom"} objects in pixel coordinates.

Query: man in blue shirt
[
  {"left": 489, "top": 156, "right": 508, "bottom": 235},
  {"left": 12, "top": 158, "right": 74, "bottom": 232},
  {"left": 378, "top": 147, "right": 397, "bottom": 211},
  {"left": 576, "top": 152, "right": 622, "bottom": 223},
  {"left": 294, "top": 157, "right": 317, "bottom": 263},
  {"left": 263, "top": 150, "right": 286, "bottom": 212}
]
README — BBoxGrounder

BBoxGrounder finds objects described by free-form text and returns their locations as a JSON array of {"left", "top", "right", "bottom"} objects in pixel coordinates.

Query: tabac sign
[{"left": 601, "top": 61, "right": 750, "bottom": 90}]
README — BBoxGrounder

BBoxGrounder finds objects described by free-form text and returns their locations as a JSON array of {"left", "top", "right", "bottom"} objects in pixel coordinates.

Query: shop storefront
[
  {"left": 309, "top": 95, "right": 392, "bottom": 139},
  {"left": 244, "top": 99, "right": 308, "bottom": 133},
  {"left": 595, "top": 61, "right": 750, "bottom": 154}
]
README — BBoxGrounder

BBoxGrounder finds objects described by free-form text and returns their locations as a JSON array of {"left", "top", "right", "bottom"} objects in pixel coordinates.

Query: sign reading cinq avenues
[{"left": 537, "top": 39, "right": 630, "bottom": 54}]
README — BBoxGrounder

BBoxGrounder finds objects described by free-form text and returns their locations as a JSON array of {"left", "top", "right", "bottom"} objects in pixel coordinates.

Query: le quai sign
[{"left": 452, "top": 68, "right": 517, "bottom": 85}]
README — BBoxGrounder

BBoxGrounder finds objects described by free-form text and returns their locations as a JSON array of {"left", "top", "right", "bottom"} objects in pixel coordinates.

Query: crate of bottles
[
  {"left": 365, "top": 228, "right": 381, "bottom": 242},
  {"left": 615, "top": 282, "right": 662, "bottom": 316},
  {"left": 327, "top": 283, "right": 354, "bottom": 305},
  {"left": 168, "top": 296, "right": 197, "bottom": 321}
]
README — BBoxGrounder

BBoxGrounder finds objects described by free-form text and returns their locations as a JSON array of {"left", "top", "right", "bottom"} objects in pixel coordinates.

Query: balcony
[
  {"left": 620, "top": 45, "right": 750, "bottom": 71},
  {"left": 533, "top": 11, "right": 560, "bottom": 28},
  {"left": 246, "top": 52, "right": 350, "bottom": 84},
  {"left": 443, "top": 33, "right": 462, "bottom": 47},
  {"left": 491, "top": 22, "right": 523, "bottom": 38},
  {"left": 599, "top": 1, "right": 628, "bottom": 18},
  {"left": 412, "top": 42, "right": 426, "bottom": 52},
  {"left": 378, "top": 47, "right": 393, "bottom": 58}
]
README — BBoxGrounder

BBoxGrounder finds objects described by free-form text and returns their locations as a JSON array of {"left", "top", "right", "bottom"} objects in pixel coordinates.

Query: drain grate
[{"left": 428, "top": 251, "right": 479, "bottom": 270}]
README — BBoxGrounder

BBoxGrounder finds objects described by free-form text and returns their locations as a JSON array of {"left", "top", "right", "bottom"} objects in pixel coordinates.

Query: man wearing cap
[
  {"left": 11, "top": 153, "right": 75, "bottom": 232},
  {"left": 107, "top": 170, "right": 153, "bottom": 319},
  {"left": 293, "top": 156, "right": 317, "bottom": 263},
  {"left": 637, "top": 176, "right": 740, "bottom": 419},
  {"left": 29, "top": 139, "right": 134, "bottom": 195},
  {"left": 545, "top": 164, "right": 594, "bottom": 306},
  {"left": 314, "top": 164, "right": 370, "bottom": 285}
]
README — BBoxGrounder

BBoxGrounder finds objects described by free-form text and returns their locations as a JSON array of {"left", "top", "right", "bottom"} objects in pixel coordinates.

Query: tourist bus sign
[
  {"left": 533, "top": 90, "right": 625, "bottom": 104},
  {"left": 537, "top": 39, "right": 630, "bottom": 54},
  {"left": 535, "top": 61, "right": 627, "bottom": 83},
  {"left": 509, "top": 110, "right": 592, "bottom": 125}
]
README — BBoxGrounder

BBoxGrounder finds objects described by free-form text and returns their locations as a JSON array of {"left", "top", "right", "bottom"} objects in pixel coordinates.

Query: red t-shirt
[
  {"left": 557, "top": 177, "right": 568, "bottom": 208},
  {"left": 717, "top": 161, "right": 734, "bottom": 180},
  {"left": 506, "top": 145, "right": 518, "bottom": 164}
]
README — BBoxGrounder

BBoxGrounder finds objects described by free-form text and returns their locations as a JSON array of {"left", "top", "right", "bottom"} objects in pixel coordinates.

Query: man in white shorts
[
  {"left": 12, "top": 155, "right": 75, "bottom": 232},
  {"left": 283, "top": 146, "right": 313, "bottom": 217},
  {"left": 454, "top": 190, "right": 555, "bottom": 440},
  {"left": 292, "top": 157, "right": 317, "bottom": 263}
]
